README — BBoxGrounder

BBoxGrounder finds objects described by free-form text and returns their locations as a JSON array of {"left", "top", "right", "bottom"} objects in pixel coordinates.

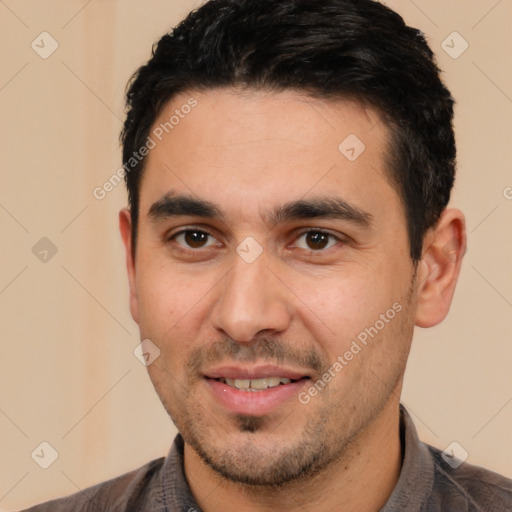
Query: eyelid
[
  {"left": 166, "top": 223, "right": 214, "bottom": 239},
  {"left": 291, "top": 228, "right": 346, "bottom": 250},
  {"left": 166, "top": 226, "right": 221, "bottom": 247},
  {"left": 165, "top": 225, "right": 348, "bottom": 253}
]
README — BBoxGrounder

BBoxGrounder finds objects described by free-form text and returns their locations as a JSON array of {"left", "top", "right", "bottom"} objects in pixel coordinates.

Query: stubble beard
[
  {"left": 174, "top": 403, "right": 339, "bottom": 488},
  {"left": 157, "top": 277, "right": 417, "bottom": 488}
]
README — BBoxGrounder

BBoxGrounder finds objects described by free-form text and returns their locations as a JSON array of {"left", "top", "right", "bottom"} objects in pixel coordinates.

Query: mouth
[
  {"left": 213, "top": 376, "right": 303, "bottom": 391},
  {"left": 203, "top": 365, "right": 311, "bottom": 415}
]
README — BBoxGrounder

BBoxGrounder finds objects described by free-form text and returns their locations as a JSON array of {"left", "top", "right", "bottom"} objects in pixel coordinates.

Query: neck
[{"left": 184, "top": 402, "right": 403, "bottom": 512}]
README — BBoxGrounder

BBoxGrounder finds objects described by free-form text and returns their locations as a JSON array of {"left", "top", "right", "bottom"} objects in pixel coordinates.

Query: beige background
[{"left": 0, "top": 1, "right": 511, "bottom": 510}]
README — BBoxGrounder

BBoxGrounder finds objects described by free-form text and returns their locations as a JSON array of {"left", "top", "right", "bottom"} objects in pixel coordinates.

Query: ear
[
  {"left": 415, "top": 208, "right": 466, "bottom": 328},
  {"left": 119, "top": 208, "right": 139, "bottom": 325}
]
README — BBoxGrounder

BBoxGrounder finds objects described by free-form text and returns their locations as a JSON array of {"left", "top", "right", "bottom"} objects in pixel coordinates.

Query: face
[{"left": 121, "top": 89, "right": 419, "bottom": 486}]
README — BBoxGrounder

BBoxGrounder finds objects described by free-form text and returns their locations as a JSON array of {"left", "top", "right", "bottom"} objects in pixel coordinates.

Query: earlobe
[
  {"left": 119, "top": 208, "right": 140, "bottom": 325},
  {"left": 415, "top": 208, "right": 467, "bottom": 328}
]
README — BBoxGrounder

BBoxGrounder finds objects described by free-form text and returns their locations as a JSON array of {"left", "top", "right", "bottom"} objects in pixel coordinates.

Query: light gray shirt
[{"left": 22, "top": 406, "right": 512, "bottom": 511}]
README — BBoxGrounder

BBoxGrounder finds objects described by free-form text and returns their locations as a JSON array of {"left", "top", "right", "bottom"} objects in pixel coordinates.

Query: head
[{"left": 119, "top": 0, "right": 466, "bottom": 488}]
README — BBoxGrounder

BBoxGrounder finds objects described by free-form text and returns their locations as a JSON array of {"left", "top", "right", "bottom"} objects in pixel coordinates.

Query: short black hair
[{"left": 121, "top": 0, "right": 455, "bottom": 261}]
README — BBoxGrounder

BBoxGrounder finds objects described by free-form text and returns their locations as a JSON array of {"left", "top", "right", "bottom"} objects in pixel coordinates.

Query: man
[{"left": 24, "top": 0, "right": 512, "bottom": 510}]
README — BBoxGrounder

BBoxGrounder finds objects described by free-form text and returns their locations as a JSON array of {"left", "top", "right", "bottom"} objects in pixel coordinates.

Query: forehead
[{"left": 139, "top": 88, "right": 400, "bottom": 224}]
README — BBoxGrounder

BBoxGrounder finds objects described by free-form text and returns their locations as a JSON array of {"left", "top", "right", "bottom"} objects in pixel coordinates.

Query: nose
[{"left": 210, "top": 255, "right": 292, "bottom": 343}]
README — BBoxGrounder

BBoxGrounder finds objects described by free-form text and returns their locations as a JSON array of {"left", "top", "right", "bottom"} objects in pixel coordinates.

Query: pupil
[
  {"left": 185, "top": 231, "right": 207, "bottom": 248},
  {"left": 307, "top": 231, "right": 328, "bottom": 250}
]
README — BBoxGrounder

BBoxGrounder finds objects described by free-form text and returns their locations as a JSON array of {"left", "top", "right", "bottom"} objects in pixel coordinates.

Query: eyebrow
[
  {"left": 147, "top": 193, "right": 372, "bottom": 228},
  {"left": 269, "top": 197, "right": 373, "bottom": 228},
  {"left": 148, "top": 193, "right": 224, "bottom": 221}
]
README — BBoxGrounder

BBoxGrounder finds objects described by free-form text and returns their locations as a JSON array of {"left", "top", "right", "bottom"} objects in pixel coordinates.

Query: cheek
[
  {"left": 136, "top": 262, "right": 201, "bottom": 326},
  {"left": 134, "top": 264, "right": 220, "bottom": 366},
  {"left": 291, "top": 263, "right": 409, "bottom": 359},
  {"left": 295, "top": 273, "right": 382, "bottom": 329},
  {"left": 136, "top": 276, "right": 175, "bottom": 333}
]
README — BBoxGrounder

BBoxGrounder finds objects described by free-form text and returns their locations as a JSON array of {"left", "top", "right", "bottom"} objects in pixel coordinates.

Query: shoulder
[
  {"left": 427, "top": 444, "right": 512, "bottom": 511},
  {"left": 20, "top": 456, "right": 166, "bottom": 512}
]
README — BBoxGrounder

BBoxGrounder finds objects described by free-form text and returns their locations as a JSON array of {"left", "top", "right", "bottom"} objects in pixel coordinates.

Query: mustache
[{"left": 186, "top": 336, "right": 329, "bottom": 377}]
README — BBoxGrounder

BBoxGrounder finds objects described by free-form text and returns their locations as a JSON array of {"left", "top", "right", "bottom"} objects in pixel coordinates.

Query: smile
[
  {"left": 203, "top": 366, "right": 311, "bottom": 415},
  {"left": 217, "top": 377, "right": 295, "bottom": 391}
]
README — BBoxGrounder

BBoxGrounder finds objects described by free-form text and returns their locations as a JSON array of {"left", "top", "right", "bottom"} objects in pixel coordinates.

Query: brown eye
[
  {"left": 173, "top": 229, "right": 216, "bottom": 249},
  {"left": 305, "top": 231, "right": 329, "bottom": 250},
  {"left": 184, "top": 230, "right": 208, "bottom": 248},
  {"left": 295, "top": 230, "right": 338, "bottom": 251}
]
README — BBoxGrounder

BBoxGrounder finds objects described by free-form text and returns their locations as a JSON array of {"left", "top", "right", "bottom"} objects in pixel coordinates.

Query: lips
[
  {"left": 203, "top": 365, "right": 311, "bottom": 415},
  {"left": 204, "top": 364, "right": 309, "bottom": 381},
  {"left": 221, "top": 376, "right": 293, "bottom": 391}
]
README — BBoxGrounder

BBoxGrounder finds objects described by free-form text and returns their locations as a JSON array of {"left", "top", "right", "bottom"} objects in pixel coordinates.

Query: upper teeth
[{"left": 223, "top": 377, "right": 292, "bottom": 391}]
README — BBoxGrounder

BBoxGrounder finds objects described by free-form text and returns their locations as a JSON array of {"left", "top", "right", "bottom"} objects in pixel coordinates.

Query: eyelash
[
  {"left": 167, "top": 228, "right": 343, "bottom": 252},
  {"left": 293, "top": 229, "right": 340, "bottom": 251},
  {"left": 169, "top": 229, "right": 220, "bottom": 250}
]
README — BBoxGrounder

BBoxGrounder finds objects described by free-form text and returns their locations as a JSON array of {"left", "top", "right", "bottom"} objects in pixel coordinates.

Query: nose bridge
[{"left": 211, "top": 252, "right": 291, "bottom": 342}]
